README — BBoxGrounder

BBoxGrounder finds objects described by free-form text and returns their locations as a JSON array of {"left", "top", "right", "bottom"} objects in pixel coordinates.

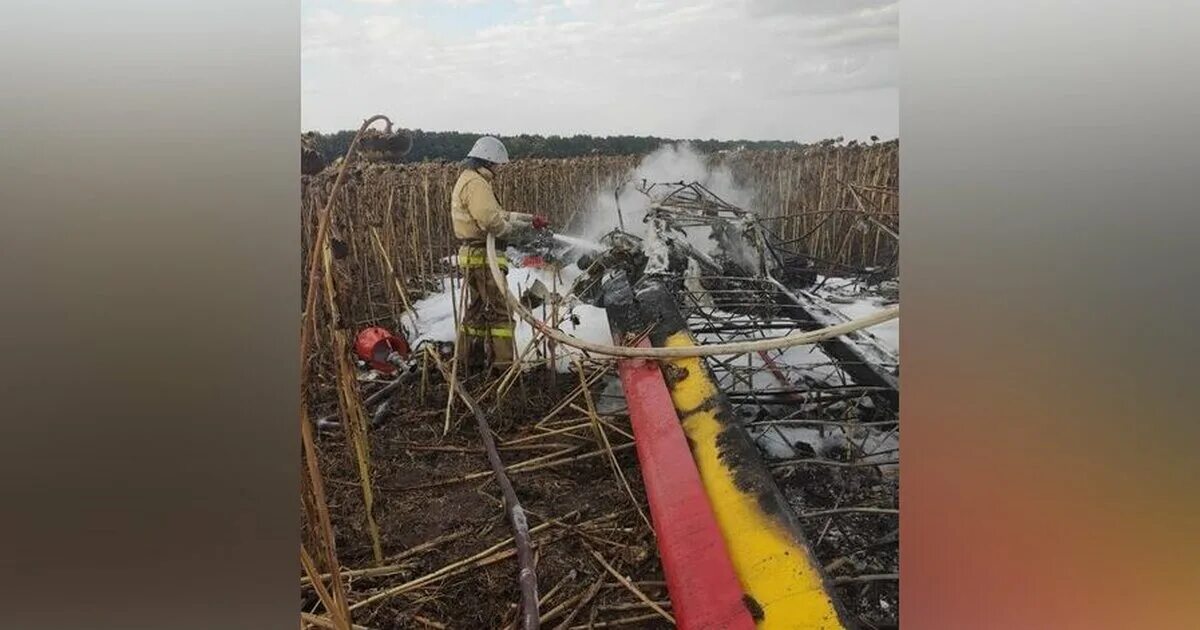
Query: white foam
[{"left": 401, "top": 262, "right": 611, "bottom": 372}]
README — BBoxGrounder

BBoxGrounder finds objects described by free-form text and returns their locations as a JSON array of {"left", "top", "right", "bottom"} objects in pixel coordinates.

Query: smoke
[{"left": 575, "top": 142, "right": 757, "bottom": 244}]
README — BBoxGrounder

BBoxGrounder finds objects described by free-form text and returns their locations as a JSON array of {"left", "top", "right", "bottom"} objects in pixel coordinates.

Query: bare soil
[{"left": 307, "top": 368, "right": 671, "bottom": 630}]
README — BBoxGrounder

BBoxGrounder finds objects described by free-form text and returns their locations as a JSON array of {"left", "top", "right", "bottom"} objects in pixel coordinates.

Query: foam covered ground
[{"left": 399, "top": 253, "right": 612, "bottom": 372}]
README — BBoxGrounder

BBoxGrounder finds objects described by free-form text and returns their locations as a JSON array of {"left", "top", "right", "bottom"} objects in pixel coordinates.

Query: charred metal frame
[{"left": 587, "top": 181, "right": 898, "bottom": 410}]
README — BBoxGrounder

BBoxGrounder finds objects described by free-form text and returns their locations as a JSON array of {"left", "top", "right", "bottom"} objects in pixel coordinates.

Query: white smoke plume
[{"left": 575, "top": 142, "right": 757, "bottom": 244}]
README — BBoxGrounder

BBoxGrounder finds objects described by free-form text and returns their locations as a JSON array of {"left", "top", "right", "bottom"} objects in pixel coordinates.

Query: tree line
[{"left": 302, "top": 129, "right": 876, "bottom": 163}]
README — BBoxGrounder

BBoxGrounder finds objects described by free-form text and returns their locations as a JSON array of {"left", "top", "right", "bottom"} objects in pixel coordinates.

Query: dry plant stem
[
  {"left": 538, "top": 569, "right": 577, "bottom": 608},
  {"left": 553, "top": 576, "right": 606, "bottom": 629},
  {"left": 566, "top": 612, "right": 663, "bottom": 629},
  {"left": 443, "top": 279, "right": 467, "bottom": 435},
  {"left": 599, "top": 601, "right": 672, "bottom": 612},
  {"left": 800, "top": 507, "right": 899, "bottom": 517},
  {"left": 389, "top": 446, "right": 582, "bottom": 492},
  {"left": 524, "top": 508, "right": 637, "bottom": 551},
  {"left": 538, "top": 588, "right": 588, "bottom": 625},
  {"left": 482, "top": 445, "right": 582, "bottom": 472},
  {"left": 300, "top": 612, "right": 377, "bottom": 630},
  {"left": 301, "top": 414, "right": 352, "bottom": 630},
  {"left": 601, "top": 581, "right": 667, "bottom": 591},
  {"left": 587, "top": 548, "right": 675, "bottom": 625},
  {"left": 411, "top": 615, "right": 448, "bottom": 629},
  {"left": 511, "top": 443, "right": 635, "bottom": 475},
  {"left": 431, "top": 354, "right": 540, "bottom": 630},
  {"left": 816, "top": 490, "right": 845, "bottom": 548},
  {"left": 486, "top": 234, "right": 898, "bottom": 358},
  {"left": 298, "top": 115, "right": 392, "bottom": 629},
  {"left": 350, "top": 545, "right": 518, "bottom": 611},
  {"left": 566, "top": 405, "right": 635, "bottom": 442},
  {"left": 496, "top": 331, "right": 547, "bottom": 400},
  {"left": 844, "top": 180, "right": 898, "bottom": 240},
  {"left": 751, "top": 418, "right": 898, "bottom": 428},
  {"left": 539, "top": 415, "right": 595, "bottom": 430},
  {"left": 446, "top": 254, "right": 458, "bottom": 325},
  {"left": 824, "top": 557, "right": 852, "bottom": 573},
  {"left": 595, "top": 417, "right": 635, "bottom": 442},
  {"left": 574, "top": 356, "right": 652, "bottom": 531},
  {"left": 501, "top": 422, "right": 593, "bottom": 446},
  {"left": 391, "top": 441, "right": 572, "bottom": 454},
  {"left": 383, "top": 528, "right": 472, "bottom": 563},
  {"left": 301, "top": 559, "right": 416, "bottom": 587},
  {"left": 422, "top": 174, "right": 437, "bottom": 294},
  {"left": 369, "top": 226, "right": 415, "bottom": 319},
  {"left": 419, "top": 349, "right": 430, "bottom": 401},
  {"left": 770, "top": 458, "right": 898, "bottom": 469},
  {"left": 301, "top": 114, "right": 390, "bottom": 380},
  {"left": 302, "top": 524, "right": 476, "bottom": 585},
  {"left": 322, "top": 245, "right": 384, "bottom": 564},
  {"left": 350, "top": 520, "right": 562, "bottom": 611},
  {"left": 549, "top": 269, "right": 560, "bottom": 383},
  {"left": 535, "top": 368, "right": 611, "bottom": 427},
  {"left": 499, "top": 442, "right": 578, "bottom": 452},
  {"left": 832, "top": 573, "right": 899, "bottom": 585},
  {"left": 301, "top": 545, "right": 345, "bottom": 628}
]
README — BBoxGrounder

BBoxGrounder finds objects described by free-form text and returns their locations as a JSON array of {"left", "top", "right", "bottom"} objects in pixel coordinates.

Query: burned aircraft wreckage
[
  {"left": 561, "top": 181, "right": 898, "bottom": 412},
  {"left": 533, "top": 180, "right": 901, "bottom": 626}
]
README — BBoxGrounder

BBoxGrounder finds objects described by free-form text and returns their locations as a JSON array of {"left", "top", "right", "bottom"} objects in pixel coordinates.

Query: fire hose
[{"left": 485, "top": 233, "right": 899, "bottom": 358}]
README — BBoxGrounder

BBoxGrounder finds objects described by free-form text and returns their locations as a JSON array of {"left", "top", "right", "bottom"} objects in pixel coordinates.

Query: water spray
[{"left": 509, "top": 211, "right": 608, "bottom": 254}]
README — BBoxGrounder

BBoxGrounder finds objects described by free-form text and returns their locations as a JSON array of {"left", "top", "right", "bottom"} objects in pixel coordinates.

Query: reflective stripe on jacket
[
  {"left": 461, "top": 323, "right": 515, "bottom": 338},
  {"left": 457, "top": 244, "right": 507, "bottom": 269},
  {"left": 451, "top": 167, "right": 512, "bottom": 241}
]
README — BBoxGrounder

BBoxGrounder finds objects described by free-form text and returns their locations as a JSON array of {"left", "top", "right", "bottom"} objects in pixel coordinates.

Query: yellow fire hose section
[{"left": 661, "top": 331, "right": 846, "bottom": 630}]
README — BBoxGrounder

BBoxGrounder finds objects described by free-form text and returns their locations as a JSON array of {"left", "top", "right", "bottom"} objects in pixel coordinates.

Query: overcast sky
[{"left": 301, "top": 0, "right": 897, "bottom": 141}]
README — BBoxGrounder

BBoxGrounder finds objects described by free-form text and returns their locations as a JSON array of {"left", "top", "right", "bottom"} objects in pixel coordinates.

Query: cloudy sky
[{"left": 301, "top": 0, "right": 897, "bottom": 141}]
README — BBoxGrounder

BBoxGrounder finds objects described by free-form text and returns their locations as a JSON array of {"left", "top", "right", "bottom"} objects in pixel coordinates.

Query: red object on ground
[
  {"left": 616, "top": 339, "right": 755, "bottom": 630},
  {"left": 522, "top": 255, "right": 545, "bottom": 269},
  {"left": 354, "top": 326, "right": 410, "bottom": 373}
]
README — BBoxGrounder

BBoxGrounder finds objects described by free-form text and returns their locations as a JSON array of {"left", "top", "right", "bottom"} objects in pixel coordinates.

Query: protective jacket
[{"left": 451, "top": 167, "right": 511, "bottom": 241}]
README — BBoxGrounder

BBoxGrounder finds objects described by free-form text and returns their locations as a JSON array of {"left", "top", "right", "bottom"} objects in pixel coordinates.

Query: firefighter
[{"left": 450, "top": 136, "right": 548, "bottom": 374}]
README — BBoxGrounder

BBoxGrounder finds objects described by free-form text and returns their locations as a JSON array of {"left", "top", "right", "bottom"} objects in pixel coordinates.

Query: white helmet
[{"left": 467, "top": 136, "right": 510, "bottom": 165}]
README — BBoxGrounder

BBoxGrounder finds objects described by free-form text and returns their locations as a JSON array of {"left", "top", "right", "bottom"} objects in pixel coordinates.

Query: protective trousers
[{"left": 456, "top": 243, "right": 515, "bottom": 374}]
